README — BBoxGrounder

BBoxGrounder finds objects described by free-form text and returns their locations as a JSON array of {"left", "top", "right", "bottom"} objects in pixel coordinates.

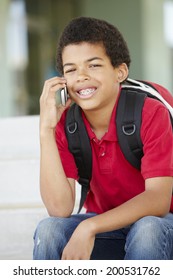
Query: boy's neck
[{"left": 83, "top": 101, "right": 116, "bottom": 140}]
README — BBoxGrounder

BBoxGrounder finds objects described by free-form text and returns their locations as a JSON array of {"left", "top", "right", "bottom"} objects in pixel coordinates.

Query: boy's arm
[
  {"left": 40, "top": 129, "right": 75, "bottom": 217},
  {"left": 61, "top": 176, "right": 173, "bottom": 259},
  {"left": 85, "top": 176, "right": 173, "bottom": 234},
  {"left": 39, "top": 77, "right": 75, "bottom": 217}
]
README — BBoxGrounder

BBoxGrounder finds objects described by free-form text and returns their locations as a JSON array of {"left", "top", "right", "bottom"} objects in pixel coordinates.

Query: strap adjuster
[
  {"left": 122, "top": 124, "right": 136, "bottom": 136},
  {"left": 67, "top": 122, "right": 78, "bottom": 134}
]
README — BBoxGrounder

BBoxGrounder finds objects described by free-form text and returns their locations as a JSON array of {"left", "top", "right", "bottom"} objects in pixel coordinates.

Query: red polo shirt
[{"left": 55, "top": 86, "right": 173, "bottom": 213}]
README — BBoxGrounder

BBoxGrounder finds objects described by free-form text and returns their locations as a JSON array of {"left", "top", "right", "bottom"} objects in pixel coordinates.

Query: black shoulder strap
[
  {"left": 116, "top": 88, "right": 147, "bottom": 170},
  {"left": 65, "top": 103, "right": 92, "bottom": 212}
]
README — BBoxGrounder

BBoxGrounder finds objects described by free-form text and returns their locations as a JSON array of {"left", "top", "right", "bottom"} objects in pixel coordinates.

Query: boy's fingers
[{"left": 41, "top": 77, "right": 66, "bottom": 99}]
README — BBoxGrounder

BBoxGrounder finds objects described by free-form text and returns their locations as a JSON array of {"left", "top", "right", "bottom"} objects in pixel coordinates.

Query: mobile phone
[{"left": 60, "top": 87, "right": 68, "bottom": 106}]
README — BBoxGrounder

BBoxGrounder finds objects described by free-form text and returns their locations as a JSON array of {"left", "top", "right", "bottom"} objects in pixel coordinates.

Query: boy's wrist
[
  {"left": 80, "top": 217, "right": 99, "bottom": 236},
  {"left": 40, "top": 127, "right": 55, "bottom": 141}
]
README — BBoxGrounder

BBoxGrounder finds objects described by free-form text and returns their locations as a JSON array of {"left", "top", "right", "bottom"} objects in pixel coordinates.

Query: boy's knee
[
  {"left": 126, "top": 216, "right": 163, "bottom": 252},
  {"left": 125, "top": 216, "right": 172, "bottom": 259},
  {"left": 134, "top": 216, "right": 161, "bottom": 235},
  {"left": 33, "top": 216, "right": 66, "bottom": 259},
  {"left": 34, "top": 216, "right": 64, "bottom": 243}
]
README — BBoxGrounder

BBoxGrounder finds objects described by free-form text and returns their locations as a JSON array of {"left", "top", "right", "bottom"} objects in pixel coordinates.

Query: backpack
[{"left": 65, "top": 78, "right": 173, "bottom": 212}]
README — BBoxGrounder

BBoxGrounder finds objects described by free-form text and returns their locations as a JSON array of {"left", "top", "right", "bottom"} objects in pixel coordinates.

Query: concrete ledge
[
  {"left": 0, "top": 115, "right": 40, "bottom": 160},
  {"left": 0, "top": 115, "right": 45, "bottom": 259},
  {"left": 0, "top": 208, "right": 47, "bottom": 260},
  {"left": 0, "top": 115, "right": 81, "bottom": 259}
]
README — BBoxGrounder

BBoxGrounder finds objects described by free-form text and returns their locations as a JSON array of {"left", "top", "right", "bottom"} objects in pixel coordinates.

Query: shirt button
[{"left": 101, "top": 152, "right": 105, "bottom": 156}]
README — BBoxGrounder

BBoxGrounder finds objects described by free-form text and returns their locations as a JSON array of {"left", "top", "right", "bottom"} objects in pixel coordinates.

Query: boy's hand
[
  {"left": 39, "top": 77, "right": 71, "bottom": 132},
  {"left": 61, "top": 221, "right": 95, "bottom": 260}
]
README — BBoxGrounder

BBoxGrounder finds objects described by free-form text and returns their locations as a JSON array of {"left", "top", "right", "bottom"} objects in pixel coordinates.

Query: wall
[
  {"left": 0, "top": 0, "right": 13, "bottom": 117},
  {"left": 141, "top": 0, "right": 172, "bottom": 90}
]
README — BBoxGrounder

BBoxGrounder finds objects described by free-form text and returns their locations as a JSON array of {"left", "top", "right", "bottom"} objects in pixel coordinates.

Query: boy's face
[{"left": 62, "top": 42, "right": 128, "bottom": 112}]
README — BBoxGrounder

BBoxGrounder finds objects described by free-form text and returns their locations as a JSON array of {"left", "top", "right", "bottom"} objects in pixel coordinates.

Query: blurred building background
[{"left": 0, "top": 0, "right": 173, "bottom": 118}]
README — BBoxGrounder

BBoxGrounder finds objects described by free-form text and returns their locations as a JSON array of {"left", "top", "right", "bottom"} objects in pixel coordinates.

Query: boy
[{"left": 33, "top": 17, "right": 173, "bottom": 260}]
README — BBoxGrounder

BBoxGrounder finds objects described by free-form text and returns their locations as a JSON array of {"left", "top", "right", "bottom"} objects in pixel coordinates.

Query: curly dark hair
[{"left": 56, "top": 17, "right": 131, "bottom": 75}]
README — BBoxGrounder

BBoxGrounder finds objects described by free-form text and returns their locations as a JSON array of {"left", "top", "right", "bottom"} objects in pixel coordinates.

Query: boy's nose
[{"left": 77, "top": 69, "right": 90, "bottom": 82}]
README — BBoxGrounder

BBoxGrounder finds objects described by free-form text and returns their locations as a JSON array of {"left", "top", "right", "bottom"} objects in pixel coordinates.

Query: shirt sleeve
[
  {"left": 141, "top": 98, "right": 173, "bottom": 179},
  {"left": 55, "top": 111, "right": 78, "bottom": 180}
]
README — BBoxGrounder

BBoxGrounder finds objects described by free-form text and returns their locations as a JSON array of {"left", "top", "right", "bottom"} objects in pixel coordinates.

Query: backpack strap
[
  {"left": 116, "top": 88, "right": 147, "bottom": 170},
  {"left": 125, "top": 78, "right": 173, "bottom": 119},
  {"left": 65, "top": 103, "right": 92, "bottom": 212}
]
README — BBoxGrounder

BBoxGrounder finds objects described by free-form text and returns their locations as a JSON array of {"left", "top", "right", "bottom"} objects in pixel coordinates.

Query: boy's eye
[
  {"left": 64, "top": 68, "right": 76, "bottom": 74},
  {"left": 89, "top": 64, "right": 102, "bottom": 68}
]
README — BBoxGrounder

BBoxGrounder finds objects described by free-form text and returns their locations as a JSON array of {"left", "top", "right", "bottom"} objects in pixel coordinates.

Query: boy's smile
[
  {"left": 76, "top": 87, "right": 97, "bottom": 98},
  {"left": 62, "top": 42, "right": 128, "bottom": 114}
]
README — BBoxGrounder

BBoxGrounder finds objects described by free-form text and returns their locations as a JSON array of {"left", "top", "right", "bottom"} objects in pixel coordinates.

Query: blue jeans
[{"left": 33, "top": 213, "right": 173, "bottom": 260}]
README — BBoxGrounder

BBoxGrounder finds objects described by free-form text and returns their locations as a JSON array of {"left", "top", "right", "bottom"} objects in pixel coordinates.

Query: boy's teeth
[{"left": 79, "top": 88, "right": 95, "bottom": 96}]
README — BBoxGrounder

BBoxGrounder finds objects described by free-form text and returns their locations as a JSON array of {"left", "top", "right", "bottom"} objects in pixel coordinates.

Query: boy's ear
[{"left": 117, "top": 63, "right": 129, "bottom": 82}]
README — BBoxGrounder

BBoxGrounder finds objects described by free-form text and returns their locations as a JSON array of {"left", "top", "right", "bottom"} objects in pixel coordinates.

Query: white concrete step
[{"left": 0, "top": 115, "right": 81, "bottom": 259}]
